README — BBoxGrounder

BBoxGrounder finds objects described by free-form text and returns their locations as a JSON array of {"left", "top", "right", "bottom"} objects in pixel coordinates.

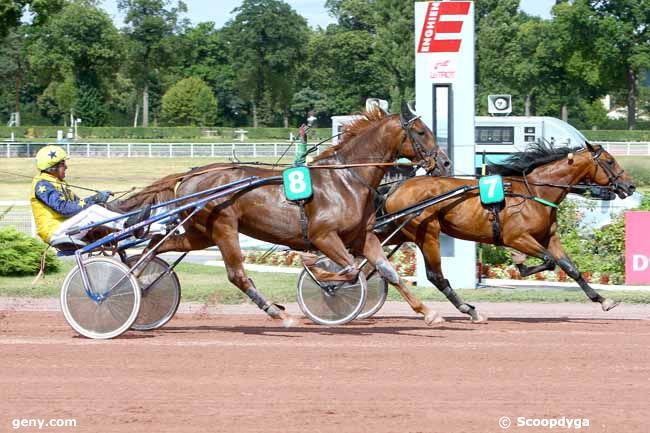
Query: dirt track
[{"left": 1, "top": 301, "right": 649, "bottom": 433}]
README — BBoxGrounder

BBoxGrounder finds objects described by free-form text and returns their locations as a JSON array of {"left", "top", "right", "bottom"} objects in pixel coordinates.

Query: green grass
[
  {"left": 1, "top": 261, "right": 299, "bottom": 304},
  {"left": 3, "top": 261, "right": 649, "bottom": 305},
  {"left": 0, "top": 156, "right": 285, "bottom": 201}
]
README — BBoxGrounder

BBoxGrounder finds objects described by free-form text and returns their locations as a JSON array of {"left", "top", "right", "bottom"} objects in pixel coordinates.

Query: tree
[
  {"left": 0, "top": 0, "right": 64, "bottom": 38},
  {"left": 26, "top": 0, "right": 123, "bottom": 125},
  {"left": 475, "top": 0, "right": 527, "bottom": 114},
  {"left": 589, "top": 0, "right": 650, "bottom": 129},
  {"left": 172, "top": 22, "right": 239, "bottom": 125},
  {"left": 306, "top": 28, "right": 391, "bottom": 116},
  {"left": 161, "top": 76, "right": 217, "bottom": 126},
  {"left": 222, "top": 0, "right": 310, "bottom": 127},
  {"left": 0, "top": 1, "right": 64, "bottom": 125},
  {"left": 0, "top": 29, "right": 24, "bottom": 124},
  {"left": 118, "top": 0, "right": 187, "bottom": 127},
  {"left": 372, "top": 0, "right": 416, "bottom": 112}
]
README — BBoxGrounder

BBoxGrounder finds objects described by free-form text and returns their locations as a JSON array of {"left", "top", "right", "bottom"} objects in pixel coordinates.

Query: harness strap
[
  {"left": 298, "top": 200, "right": 312, "bottom": 250},
  {"left": 488, "top": 205, "right": 502, "bottom": 246},
  {"left": 533, "top": 197, "right": 559, "bottom": 209}
]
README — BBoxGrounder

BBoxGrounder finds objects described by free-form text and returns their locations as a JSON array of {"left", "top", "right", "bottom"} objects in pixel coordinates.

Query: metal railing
[
  {"left": 0, "top": 200, "right": 36, "bottom": 236},
  {"left": 0, "top": 141, "right": 647, "bottom": 158},
  {"left": 598, "top": 142, "right": 650, "bottom": 156},
  {"left": 0, "top": 142, "right": 327, "bottom": 159}
]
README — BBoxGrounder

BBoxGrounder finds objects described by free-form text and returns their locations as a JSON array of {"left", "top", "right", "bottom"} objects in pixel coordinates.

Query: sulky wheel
[
  {"left": 60, "top": 257, "right": 141, "bottom": 339},
  {"left": 355, "top": 262, "right": 389, "bottom": 320},
  {"left": 126, "top": 255, "right": 181, "bottom": 331},
  {"left": 296, "top": 256, "right": 367, "bottom": 326}
]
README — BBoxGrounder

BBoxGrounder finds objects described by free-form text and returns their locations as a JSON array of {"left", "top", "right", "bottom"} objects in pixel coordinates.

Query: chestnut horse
[
  {"left": 111, "top": 104, "right": 452, "bottom": 326},
  {"left": 382, "top": 142, "right": 635, "bottom": 322}
]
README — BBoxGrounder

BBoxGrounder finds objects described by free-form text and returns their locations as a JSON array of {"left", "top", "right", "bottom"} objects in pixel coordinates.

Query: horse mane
[
  {"left": 312, "top": 107, "right": 390, "bottom": 162},
  {"left": 488, "top": 141, "right": 582, "bottom": 176}
]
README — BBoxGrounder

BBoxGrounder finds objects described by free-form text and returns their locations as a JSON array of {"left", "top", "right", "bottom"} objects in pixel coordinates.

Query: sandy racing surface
[{"left": 2, "top": 300, "right": 649, "bottom": 433}]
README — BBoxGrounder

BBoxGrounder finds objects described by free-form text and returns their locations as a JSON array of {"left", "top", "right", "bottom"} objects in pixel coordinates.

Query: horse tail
[{"left": 108, "top": 173, "right": 181, "bottom": 213}]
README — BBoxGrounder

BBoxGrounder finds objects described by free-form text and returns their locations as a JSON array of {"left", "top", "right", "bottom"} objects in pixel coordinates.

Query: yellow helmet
[{"left": 36, "top": 145, "right": 68, "bottom": 171}]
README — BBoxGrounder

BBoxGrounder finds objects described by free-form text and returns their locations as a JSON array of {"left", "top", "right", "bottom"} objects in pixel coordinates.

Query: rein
[{"left": 0, "top": 169, "right": 134, "bottom": 196}]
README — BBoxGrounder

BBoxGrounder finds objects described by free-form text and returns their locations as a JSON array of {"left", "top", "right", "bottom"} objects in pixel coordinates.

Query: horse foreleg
[
  {"left": 213, "top": 228, "right": 297, "bottom": 326},
  {"left": 420, "top": 233, "right": 486, "bottom": 323},
  {"left": 360, "top": 232, "right": 444, "bottom": 326},
  {"left": 546, "top": 234, "right": 617, "bottom": 311}
]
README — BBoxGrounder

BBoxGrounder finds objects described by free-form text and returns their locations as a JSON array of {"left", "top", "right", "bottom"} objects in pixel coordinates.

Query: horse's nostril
[
  {"left": 443, "top": 161, "right": 451, "bottom": 167},
  {"left": 629, "top": 185, "right": 636, "bottom": 192}
]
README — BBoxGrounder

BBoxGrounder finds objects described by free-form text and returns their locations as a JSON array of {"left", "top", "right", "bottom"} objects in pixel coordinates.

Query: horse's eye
[
  {"left": 416, "top": 130, "right": 425, "bottom": 136},
  {"left": 606, "top": 159, "right": 615, "bottom": 166}
]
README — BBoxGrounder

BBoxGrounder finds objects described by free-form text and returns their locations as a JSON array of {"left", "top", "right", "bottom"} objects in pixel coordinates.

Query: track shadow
[
  {"left": 469, "top": 317, "right": 634, "bottom": 324},
  {"left": 157, "top": 315, "right": 477, "bottom": 338},
  {"left": 72, "top": 333, "right": 156, "bottom": 340}
]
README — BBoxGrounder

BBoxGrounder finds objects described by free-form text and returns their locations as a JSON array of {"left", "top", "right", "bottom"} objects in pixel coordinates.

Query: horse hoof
[
  {"left": 282, "top": 316, "right": 297, "bottom": 328},
  {"left": 424, "top": 311, "right": 445, "bottom": 326},
  {"left": 469, "top": 311, "right": 488, "bottom": 323},
  {"left": 601, "top": 298, "right": 620, "bottom": 311}
]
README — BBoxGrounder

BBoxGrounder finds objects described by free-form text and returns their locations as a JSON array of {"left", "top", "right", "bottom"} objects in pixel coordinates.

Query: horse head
[
  {"left": 583, "top": 142, "right": 635, "bottom": 199},
  {"left": 399, "top": 101, "right": 452, "bottom": 176}
]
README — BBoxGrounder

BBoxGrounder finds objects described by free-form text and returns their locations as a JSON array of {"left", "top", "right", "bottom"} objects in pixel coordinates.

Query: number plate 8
[{"left": 283, "top": 166, "right": 313, "bottom": 201}]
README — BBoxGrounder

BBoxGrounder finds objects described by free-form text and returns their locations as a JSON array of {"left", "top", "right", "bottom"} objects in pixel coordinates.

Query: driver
[{"left": 30, "top": 145, "right": 145, "bottom": 244}]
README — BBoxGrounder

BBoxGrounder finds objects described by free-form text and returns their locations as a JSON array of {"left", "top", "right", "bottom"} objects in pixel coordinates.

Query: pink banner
[{"left": 625, "top": 211, "right": 650, "bottom": 284}]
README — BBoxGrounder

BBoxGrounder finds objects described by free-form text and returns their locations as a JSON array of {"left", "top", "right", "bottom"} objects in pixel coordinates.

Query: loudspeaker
[{"left": 487, "top": 94, "right": 512, "bottom": 115}]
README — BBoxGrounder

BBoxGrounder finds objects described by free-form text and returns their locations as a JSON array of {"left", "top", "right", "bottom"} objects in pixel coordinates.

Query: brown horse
[
  {"left": 382, "top": 142, "right": 635, "bottom": 321},
  {"left": 111, "top": 103, "right": 452, "bottom": 326}
]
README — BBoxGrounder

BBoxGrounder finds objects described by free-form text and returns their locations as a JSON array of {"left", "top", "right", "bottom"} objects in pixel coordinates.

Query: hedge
[
  {"left": 0, "top": 126, "right": 334, "bottom": 141},
  {"left": 582, "top": 129, "right": 650, "bottom": 142},
  {"left": 1, "top": 125, "right": 650, "bottom": 142}
]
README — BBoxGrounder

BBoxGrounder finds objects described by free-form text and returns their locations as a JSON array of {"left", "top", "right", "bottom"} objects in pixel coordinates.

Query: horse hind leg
[
  {"left": 213, "top": 226, "right": 297, "bottom": 327},
  {"left": 419, "top": 234, "right": 486, "bottom": 323}
]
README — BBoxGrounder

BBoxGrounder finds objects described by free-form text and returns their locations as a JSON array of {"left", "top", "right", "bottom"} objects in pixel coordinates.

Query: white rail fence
[
  {"left": 0, "top": 141, "right": 648, "bottom": 158},
  {"left": 0, "top": 201, "right": 36, "bottom": 237},
  {"left": 0, "top": 142, "right": 326, "bottom": 159}
]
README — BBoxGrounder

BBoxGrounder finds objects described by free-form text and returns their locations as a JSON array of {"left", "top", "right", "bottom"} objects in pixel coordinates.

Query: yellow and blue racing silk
[{"left": 30, "top": 172, "right": 97, "bottom": 242}]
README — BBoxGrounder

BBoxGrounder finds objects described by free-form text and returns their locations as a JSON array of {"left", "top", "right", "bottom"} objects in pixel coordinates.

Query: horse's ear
[
  {"left": 400, "top": 100, "right": 415, "bottom": 125},
  {"left": 585, "top": 141, "right": 595, "bottom": 152}
]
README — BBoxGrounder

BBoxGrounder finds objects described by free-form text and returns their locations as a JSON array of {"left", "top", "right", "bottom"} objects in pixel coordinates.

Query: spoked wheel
[
  {"left": 60, "top": 257, "right": 141, "bottom": 339},
  {"left": 296, "top": 257, "right": 367, "bottom": 326},
  {"left": 356, "top": 262, "right": 389, "bottom": 320},
  {"left": 126, "top": 255, "right": 181, "bottom": 331}
]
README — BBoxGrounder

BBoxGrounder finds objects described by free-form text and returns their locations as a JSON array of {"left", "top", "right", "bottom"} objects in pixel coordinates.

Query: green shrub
[
  {"left": 478, "top": 244, "right": 512, "bottom": 267},
  {"left": 161, "top": 77, "right": 218, "bottom": 126},
  {"left": 0, "top": 227, "right": 60, "bottom": 276}
]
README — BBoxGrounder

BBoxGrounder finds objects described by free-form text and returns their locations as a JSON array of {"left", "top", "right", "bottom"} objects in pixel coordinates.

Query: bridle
[
  {"left": 399, "top": 115, "right": 443, "bottom": 172},
  {"left": 589, "top": 146, "right": 625, "bottom": 187}
]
